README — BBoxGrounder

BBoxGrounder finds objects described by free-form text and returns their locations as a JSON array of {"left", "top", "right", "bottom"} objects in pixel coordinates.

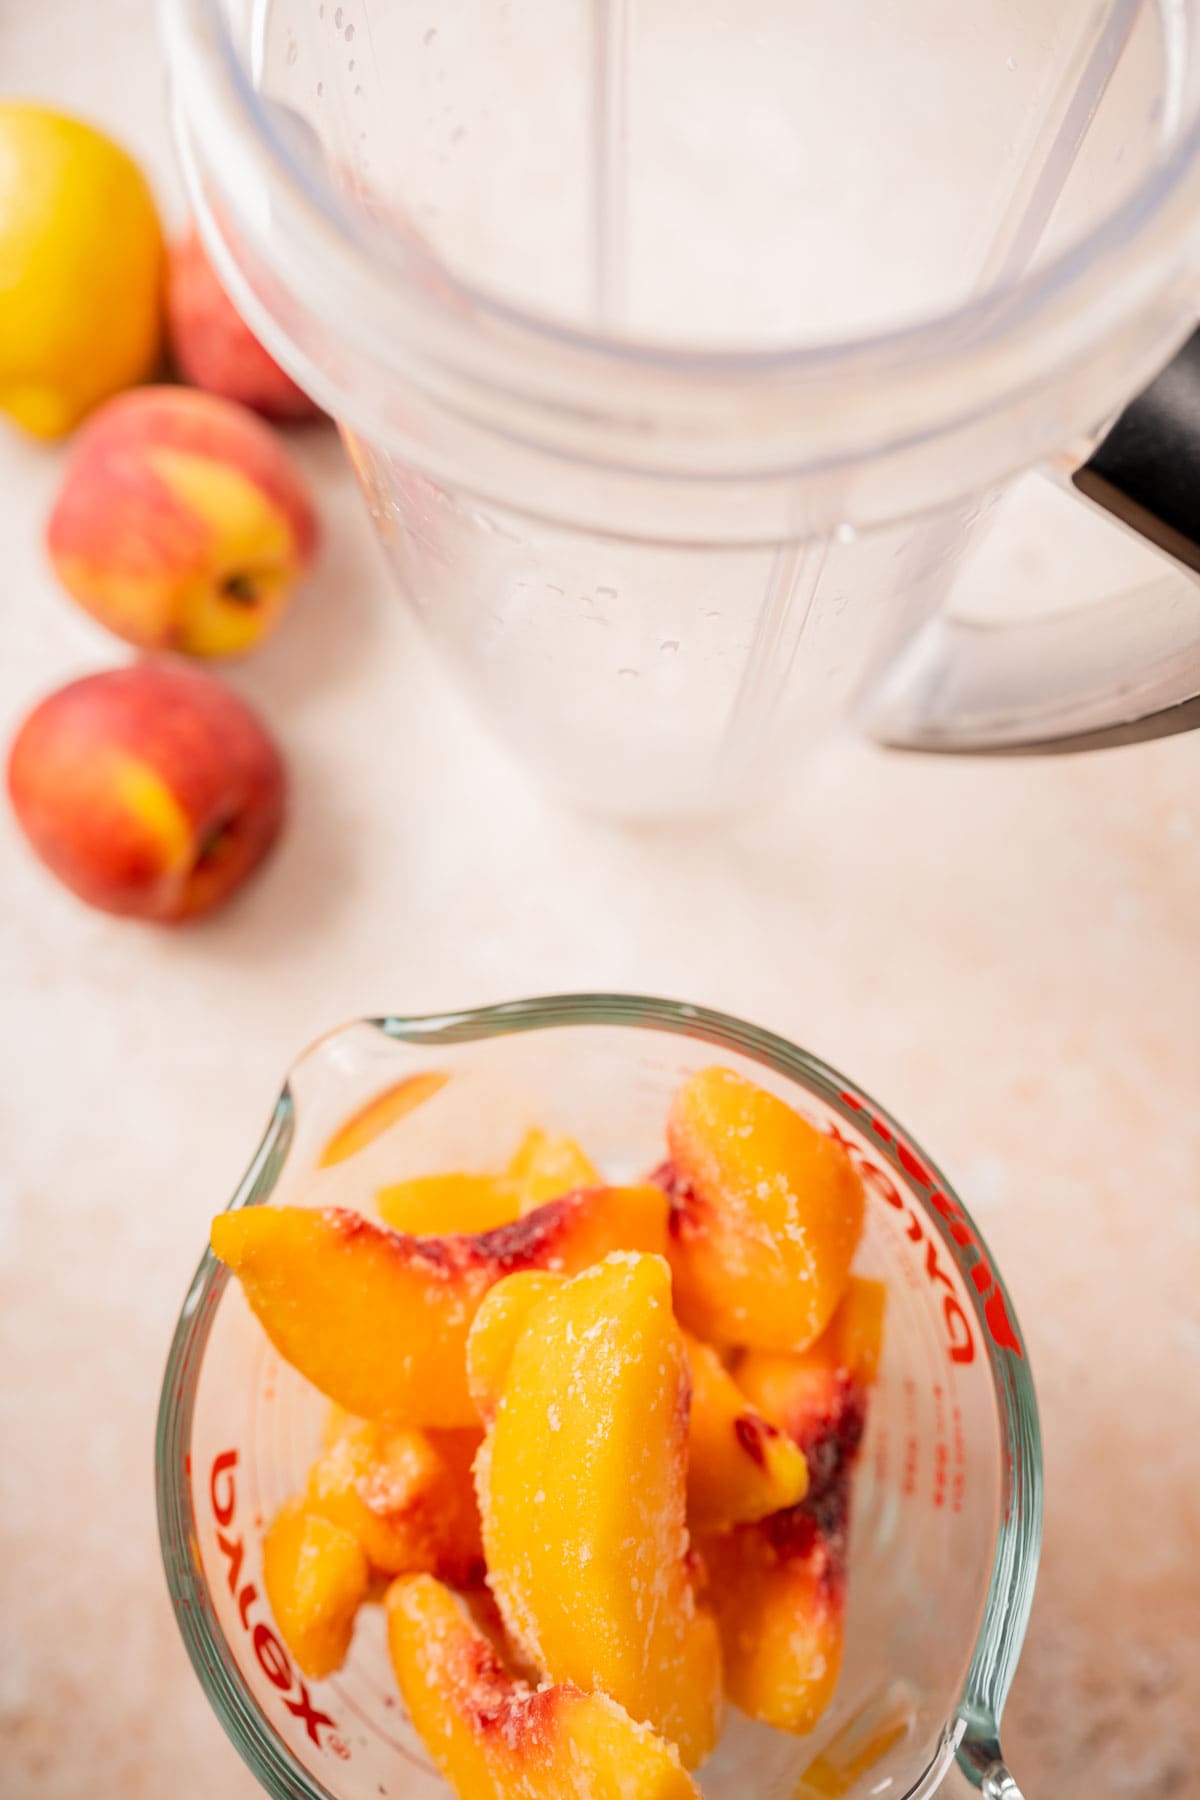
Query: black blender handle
[
  {"left": 868, "top": 334, "right": 1200, "bottom": 759},
  {"left": 1017, "top": 325, "right": 1200, "bottom": 754},
  {"left": 1074, "top": 326, "right": 1200, "bottom": 577}
]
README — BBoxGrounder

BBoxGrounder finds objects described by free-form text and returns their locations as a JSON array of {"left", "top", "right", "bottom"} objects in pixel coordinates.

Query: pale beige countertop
[{"left": 2, "top": 5, "right": 1199, "bottom": 1797}]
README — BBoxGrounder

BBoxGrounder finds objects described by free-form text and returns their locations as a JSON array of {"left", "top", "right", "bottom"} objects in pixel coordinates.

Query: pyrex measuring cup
[
  {"left": 163, "top": 1, "right": 1200, "bottom": 815},
  {"left": 157, "top": 996, "right": 1041, "bottom": 1800}
]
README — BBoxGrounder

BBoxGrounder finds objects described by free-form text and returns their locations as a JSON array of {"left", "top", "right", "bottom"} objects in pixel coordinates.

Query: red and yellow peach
[
  {"left": 166, "top": 227, "right": 322, "bottom": 423},
  {"left": 47, "top": 386, "right": 318, "bottom": 657},
  {"left": 6, "top": 663, "right": 285, "bottom": 922}
]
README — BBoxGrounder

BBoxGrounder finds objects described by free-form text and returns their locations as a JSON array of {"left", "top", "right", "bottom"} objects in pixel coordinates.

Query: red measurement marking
[
  {"left": 902, "top": 1435, "right": 919, "bottom": 1498},
  {"left": 206, "top": 1449, "right": 339, "bottom": 1751},
  {"left": 828, "top": 1114, "right": 1024, "bottom": 1363}
]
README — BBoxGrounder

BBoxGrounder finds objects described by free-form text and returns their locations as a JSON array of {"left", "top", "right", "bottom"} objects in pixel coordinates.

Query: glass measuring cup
[
  {"left": 156, "top": 995, "right": 1041, "bottom": 1800},
  {"left": 160, "top": 0, "right": 1200, "bottom": 817}
]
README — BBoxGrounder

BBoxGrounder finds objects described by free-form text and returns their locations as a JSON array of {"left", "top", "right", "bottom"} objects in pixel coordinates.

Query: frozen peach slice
[
  {"left": 466, "top": 1271, "right": 567, "bottom": 1423},
  {"left": 478, "top": 1253, "right": 722, "bottom": 1769},
  {"left": 700, "top": 1503, "right": 844, "bottom": 1736},
  {"left": 262, "top": 1499, "right": 369, "bottom": 1679},
  {"left": 211, "top": 1186, "right": 668, "bottom": 1428},
  {"left": 317, "top": 1070, "right": 448, "bottom": 1168},
  {"left": 305, "top": 1420, "right": 484, "bottom": 1583},
  {"left": 376, "top": 1171, "right": 519, "bottom": 1236},
  {"left": 704, "top": 1281, "right": 885, "bottom": 1733},
  {"left": 506, "top": 1128, "right": 601, "bottom": 1210},
  {"left": 736, "top": 1277, "right": 885, "bottom": 1490},
  {"left": 320, "top": 1402, "right": 360, "bottom": 1450},
  {"left": 684, "top": 1331, "right": 808, "bottom": 1531},
  {"left": 664, "top": 1067, "right": 865, "bottom": 1352},
  {"left": 386, "top": 1574, "right": 699, "bottom": 1800}
]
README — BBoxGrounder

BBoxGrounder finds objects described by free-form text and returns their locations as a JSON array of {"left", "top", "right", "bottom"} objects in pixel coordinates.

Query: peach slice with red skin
[
  {"left": 702, "top": 1277, "right": 886, "bottom": 1734},
  {"left": 210, "top": 1185, "right": 668, "bottom": 1428},
  {"left": 683, "top": 1331, "right": 808, "bottom": 1531},
  {"left": 699, "top": 1501, "right": 845, "bottom": 1735},
  {"left": 662, "top": 1067, "right": 865, "bottom": 1352},
  {"left": 478, "top": 1253, "right": 723, "bottom": 1769},
  {"left": 262, "top": 1500, "right": 369, "bottom": 1679},
  {"left": 305, "top": 1420, "right": 484, "bottom": 1584},
  {"left": 386, "top": 1574, "right": 699, "bottom": 1800},
  {"left": 736, "top": 1276, "right": 886, "bottom": 1492}
]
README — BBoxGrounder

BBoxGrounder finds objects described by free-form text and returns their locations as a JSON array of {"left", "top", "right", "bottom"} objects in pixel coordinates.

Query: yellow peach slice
[
  {"left": 478, "top": 1253, "right": 722, "bottom": 1768},
  {"left": 736, "top": 1277, "right": 886, "bottom": 1486},
  {"left": 386, "top": 1574, "right": 699, "bottom": 1800},
  {"left": 317, "top": 1070, "right": 448, "bottom": 1168},
  {"left": 665, "top": 1067, "right": 865, "bottom": 1352},
  {"left": 376, "top": 1172, "right": 519, "bottom": 1236},
  {"left": 305, "top": 1420, "right": 484, "bottom": 1584},
  {"left": 465, "top": 1271, "right": 567, "bottom": 1423},
  {"left": 211, "top": 1185, "right": 668, "bottom": 1428},
  {"left": 702, "top": 1282, "right": 885, "bottom": 1735},
  {"left": 506, "top": 1128, "right": 601, "bottom": 1210},
  {"left": 701, "top": 1505, "right": 844, "bottom": 1735},
  {"left": 795, "top": 1687, "right": 918, "bottom": 1797},
  {"left": 262, "top": 1499, "right": 369, "bottom": 1679},
  {"left": 684, "top": 1331, "right": 808, "bottom": 1531},
  {"left": 320, "top": 1402, "right": 359, "bottom": 1450}
]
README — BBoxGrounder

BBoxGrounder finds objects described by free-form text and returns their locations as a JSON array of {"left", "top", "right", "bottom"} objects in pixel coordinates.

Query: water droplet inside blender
[
  {"left": 659, "top": 639, "right": 680, "bottom": 654},
  {"left": 345, "top": 22, "right": 355, "bottom": 41},
  {"left": 618, "top": 667, "right": 639, "bottom": 679},
  {"left": 285, "top": 37, "right": 298, "bottom": 65},
  {"left": 424, "top": 26, "right": 438, "bottom": 45},
  {"left": 334, "top": 6, "right": 343, "bottom": 24},
  {"left": 316, "top": 80, "right": 324, "bottom": 97}
]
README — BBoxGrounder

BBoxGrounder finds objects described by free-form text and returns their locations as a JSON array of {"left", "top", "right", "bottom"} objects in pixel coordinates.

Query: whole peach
[
  {"left": 166, "top": 227, "right": 322, "bottom": 422},
  {"left": 46, "top": 386, "right": 319, "bottom": 658},
  {"left": 7, "top": 663, "right": 285, "bottom": 922}
]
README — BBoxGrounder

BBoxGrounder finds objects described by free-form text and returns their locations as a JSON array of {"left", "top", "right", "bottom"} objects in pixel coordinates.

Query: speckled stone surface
[{"left": 2, "top": 7, "right": 1199, "bottom": 1797}]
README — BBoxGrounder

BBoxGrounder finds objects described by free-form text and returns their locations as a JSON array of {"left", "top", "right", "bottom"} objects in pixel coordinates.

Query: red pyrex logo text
[
  {"left": 209, "top": 1450, "right": 340, "bottom": 1749},
  {"left": 832, "top": 1092, "right": 1023, "bottom": 1365}
]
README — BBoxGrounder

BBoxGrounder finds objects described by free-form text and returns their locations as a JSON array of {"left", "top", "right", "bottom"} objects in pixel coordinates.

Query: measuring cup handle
[
  {"left": 863, "top": 330, "right": 1200, "bottom": 755},
  {"left": 938, "top": 1741, "right": 1028, "bottom": 1800}
]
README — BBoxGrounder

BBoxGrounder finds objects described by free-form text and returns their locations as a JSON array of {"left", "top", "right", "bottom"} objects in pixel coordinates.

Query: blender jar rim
[
  {"left": 159, "top": 0, "right": 1200, "bottom": 535},
  {"left": 162, "top": 0, "right": 1200, "bottom": 379}
]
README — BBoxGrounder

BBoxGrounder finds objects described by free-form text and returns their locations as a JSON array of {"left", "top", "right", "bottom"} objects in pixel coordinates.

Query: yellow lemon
[{"left": 0, "top": 105, "right": 164, "bottom": 437}]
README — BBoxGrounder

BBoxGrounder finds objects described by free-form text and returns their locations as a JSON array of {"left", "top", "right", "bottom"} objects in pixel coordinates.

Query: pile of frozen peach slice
[{"left": 211, "top": 1066, "right": 884, "bottom": 1799}]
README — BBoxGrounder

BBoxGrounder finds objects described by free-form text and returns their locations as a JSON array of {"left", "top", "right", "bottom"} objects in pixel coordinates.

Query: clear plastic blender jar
[{"left": 163, "top": 0, "right": 1200, "bottom": 816}]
